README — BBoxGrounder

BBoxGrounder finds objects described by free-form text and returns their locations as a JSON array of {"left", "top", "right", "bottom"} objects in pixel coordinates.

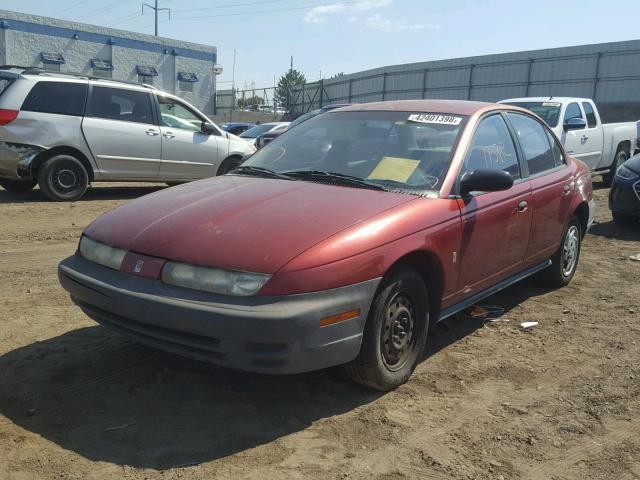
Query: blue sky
[{"left": 3, "top": 0, "right": 638, "bottom": 89}]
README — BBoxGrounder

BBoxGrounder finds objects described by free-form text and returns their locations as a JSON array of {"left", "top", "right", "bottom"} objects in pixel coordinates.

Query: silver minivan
[{"left": 0, "top": 67, "right": 255, "bottom": 201}]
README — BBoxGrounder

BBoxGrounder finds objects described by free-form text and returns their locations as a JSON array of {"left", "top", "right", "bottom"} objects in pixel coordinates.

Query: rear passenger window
[
  {"left": 507, "top": 113, "right": 557, "bottom": 175},
  {"left": 463, "top": 114, "right": 520, "bottom": 179},
  {"left": 22, "top": 81, "right": 87, "bottom": 116},
  {"left": 87, "top": 86, "right": 153, "bottom": 124},
  {"left": 582, "top": 102, "right": 597, "bottom": 128}
]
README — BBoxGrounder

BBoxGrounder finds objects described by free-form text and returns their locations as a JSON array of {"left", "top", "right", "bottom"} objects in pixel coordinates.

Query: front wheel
[
  {"left": 217, "top": 156, "right": 243, "bottom": 175},
  {"left": 344, "top": 265, "right": 429, "bottom": 391},
  {"left": 602, "top": 149, "right": 627, "bottom": 187},
  {"left": 0, "top": 178, "right": 37, "bottom": 192},
  {"left": 37, "top": 154, "right": 89, "bottom": 201},
  {"left": 544, "top": 216, "right": 582, "bottom": 287}
]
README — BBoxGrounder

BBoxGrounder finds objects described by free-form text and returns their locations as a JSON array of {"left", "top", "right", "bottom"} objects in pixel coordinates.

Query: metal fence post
[
  {"left": 525, "top": 59, "right": 533, "bottom": 96},
  {"left": 381, "top": 72, "right": 387, "bottom": 101},
  {"left": 467, "top": 64, "right": 474, "bottom": 100},
  {"left": 319, "top": 79, "right": 324, "bottom": 108},
  {"left": 422, "top": 68, "right": 428, "bottom": 99},
  {"left": 348, "top": 79, "right": 353, "bottom": 103},
  {"left": 592, "top": 52, "right": 602, "bottom": 100}
]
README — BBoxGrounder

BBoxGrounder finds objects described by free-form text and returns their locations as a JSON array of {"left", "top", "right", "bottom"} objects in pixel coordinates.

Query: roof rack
[{"left": 0, "top": 66, "right": 158, "bottom": 90}]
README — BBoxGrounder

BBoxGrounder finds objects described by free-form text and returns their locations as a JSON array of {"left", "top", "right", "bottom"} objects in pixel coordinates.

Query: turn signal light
[
  {"left": 319, "top": 309, "right": 361, "bottom": 327},
  {"left": 0, "top": 109, "right": 18, "bottom": 125}
]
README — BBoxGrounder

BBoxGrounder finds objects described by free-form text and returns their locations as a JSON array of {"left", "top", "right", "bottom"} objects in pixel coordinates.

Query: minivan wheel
[
  {"left": 38, "top": 154, "right": 89, "bottom": 201},
  {"left": 544, "top": 216, "right": 582, "bottom": 287},
  {"left": 602, "top": 149, "right": 627, "bottom": 186},
  {"left": 344, "top": 265, "right": 429, "bottom": 391},
  {"left": 217, "top": 156, "right": 243, "bottom": 175},
  {"left": 0, "top": 178, "right": 38, "bottom": 192}
]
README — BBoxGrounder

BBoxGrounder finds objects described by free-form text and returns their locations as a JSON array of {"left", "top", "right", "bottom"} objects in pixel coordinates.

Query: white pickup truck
[{"left": 499, "top": 97, "right": 640, "bottom": 185}]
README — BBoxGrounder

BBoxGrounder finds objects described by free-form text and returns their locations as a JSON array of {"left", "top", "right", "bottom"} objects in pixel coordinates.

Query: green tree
[
  {"left": 276, "top": 69, "right": 306, "bottom": 111},
  {"left": 237, "top": 95, "right": 265, "bottom": 110}
]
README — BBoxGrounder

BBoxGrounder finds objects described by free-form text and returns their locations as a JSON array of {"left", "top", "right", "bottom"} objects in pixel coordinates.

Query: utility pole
[
  {"left": 142, "top": 0, "right": 170, "bottom": 36},
  {"left": 290, "top": 55, "right": 293, "bottom": 74}
]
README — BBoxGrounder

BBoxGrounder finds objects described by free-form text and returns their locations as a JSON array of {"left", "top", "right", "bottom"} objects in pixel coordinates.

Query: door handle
[
  {"left": 562, "top": 184, "right": 571, "bottom": 195},
  {"left": 581, "top": 135, "right": 589, "bottom": 143},
  {"left": 517, "top": 200, "right": 528, "bottom": 212},
  {"left": 163, "top": 131, "right": 176, "bottom": 139},
  {"left": 145, "top": 129, "right": 159, "bottom": 136}
]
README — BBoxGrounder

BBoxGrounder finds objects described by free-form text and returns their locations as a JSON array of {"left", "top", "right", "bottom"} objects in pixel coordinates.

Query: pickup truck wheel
[
  {"left": 217, "top": 156, "right": 242, "bottom": 175},
  {"left": 612, "top": 210, "right": 638, "bottom": 225},
  {"left": 0, "top": 178, "right": 37, "bottom": 192},
  {"left": 344, "top": 265, "right": 429, "bottom": 391},
  {"left": 544, "top": 216, "right": 582, "bottom": 287},
  {"left": 37, "top": 154, "right": 89, "bottom": 201},
  {"left": 602, "top": 149, "right": 627, "bottom": 186}
]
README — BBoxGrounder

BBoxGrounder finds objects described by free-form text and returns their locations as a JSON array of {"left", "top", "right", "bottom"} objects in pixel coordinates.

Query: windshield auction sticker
[
  {"left": 407, "top": 114, "right": 462, "bottom": 125},
  {"left": 368, "top": 157, "right": 420, "bottom": 183},
  {"left": 542, "top": 102, "right": 561, "bottom": 107}
]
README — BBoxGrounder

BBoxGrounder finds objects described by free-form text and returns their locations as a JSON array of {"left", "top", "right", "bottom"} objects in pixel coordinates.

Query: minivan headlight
[
  {"left": 79, "top": 236, "right": 127, "bottom": 270},
  {"left": 162, "top": 261, "right": 271, "bottom": 296},
  {"left": 616, "top": 164, "right": 638, "bottom": 180}
]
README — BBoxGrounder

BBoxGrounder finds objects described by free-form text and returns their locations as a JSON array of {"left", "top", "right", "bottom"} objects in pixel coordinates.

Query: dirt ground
[{"left": 0, "top": 181, "right": 638, "bottom": 480}]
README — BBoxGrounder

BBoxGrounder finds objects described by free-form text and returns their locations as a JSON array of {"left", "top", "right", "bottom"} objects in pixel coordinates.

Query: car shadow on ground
[
  {"left": 588, "top": 220, "right": 640, "bottom": 241},
  {"left": 0, "top": 277, "right": 550, "bottom": 470},
  {"left": 0, "top": 185, "right": 164, "bottom": 204}
]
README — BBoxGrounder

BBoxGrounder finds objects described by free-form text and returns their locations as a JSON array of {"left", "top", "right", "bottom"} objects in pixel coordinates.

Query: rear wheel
[
  {"left": 543, "top": 216, "right": 582, "bottom": 287},
  {"left": 602, "top": 148, "right": 627, "bottom": 186},
  {"left": 217, "top": 156, "right": 243, "bottom": 175},
  {"left": 612, "top": 210, "right": 638, "bottom": 225},
  {"left": 0, "top": 178, "right": 37, "bottom": 192},
  {"left": 37, "top": 154, "right": 89, "bottom": 201},
  {"left": 344, "top": 265, "right": 429, "bottom": 391}
]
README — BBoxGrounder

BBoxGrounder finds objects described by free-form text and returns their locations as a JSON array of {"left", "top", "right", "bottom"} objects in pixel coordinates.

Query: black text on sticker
[{"left": 407, "top": 114, "right": 462, "bottom": 126}]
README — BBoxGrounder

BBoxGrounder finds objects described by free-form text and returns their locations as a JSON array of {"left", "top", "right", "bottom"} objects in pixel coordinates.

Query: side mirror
[
  {"left": 460, "top": 169, "right": 513, "bottom": 196},
  {"left": 201, "top": 122, "right": 218, "bottom": 135},
  {"left": 563, "top": 117, "right": 587, "bottom": 131}
]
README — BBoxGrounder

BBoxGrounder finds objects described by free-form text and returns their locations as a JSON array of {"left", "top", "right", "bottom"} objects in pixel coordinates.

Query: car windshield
[
  {"left": 241, "top": 111, "right": 466, "bottom": 192},
  {"left": 503, "top": 101, "right": 561, "bottom": 127},
  {"left": 240, "top": 124, "right": 281, "bottom": 138},
  {"left": 287, "top": 110, "right": 320, "bottom": 130}
]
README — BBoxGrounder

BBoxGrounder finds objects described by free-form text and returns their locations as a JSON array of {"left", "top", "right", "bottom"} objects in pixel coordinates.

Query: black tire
[
  {"left": 217, "top": 156, "right": 243, "bottom": 175},
  {"left": 602, "top": 148, "right": 627, "bottom": 186},
  {"left": 37, "top": 154, "right": 89, "bottom": 201},
  {"left": 612, "top": 210, "right": 638, "bottom": 225},
  {"left": 0, "top": 178, "right": 37, "bottom": 192},
  {"left": 344, "top": 265, "right": 429, "bottom": 391},
  {"left": 543, "top": 216, "right": 582, "bottom": 287}
]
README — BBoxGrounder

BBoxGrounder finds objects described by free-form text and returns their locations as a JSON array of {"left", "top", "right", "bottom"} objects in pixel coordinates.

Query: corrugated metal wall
[{"left": 283, "top": 39, "right": 640, "bottom": 122}]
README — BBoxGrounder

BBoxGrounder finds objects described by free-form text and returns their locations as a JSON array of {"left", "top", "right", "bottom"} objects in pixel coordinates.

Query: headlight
[
  {"left": 616, "top": 164, "right": 638, "bottom": 180},
  {"left": 162, "top": 261, "right": 271, "bottom": 296},
  {"left": 79, "top": 236, "right": 127, "bottom": 270}
]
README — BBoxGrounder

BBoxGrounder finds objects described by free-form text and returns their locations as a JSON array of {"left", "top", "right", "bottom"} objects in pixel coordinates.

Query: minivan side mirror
[
  {"left": 460, "top": 169, "right": 514, "bottom": 196},
  {"left": 563, "top": 117, "right": 587, "bottom": 131},
  {"left": 201, "top": 122, "right": 218, "bottom": 135}
]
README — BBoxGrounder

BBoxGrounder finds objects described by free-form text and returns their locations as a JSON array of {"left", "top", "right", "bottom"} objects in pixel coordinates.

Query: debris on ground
[{"left": 520, "top": 321, "right": 539, "bottom": 329}]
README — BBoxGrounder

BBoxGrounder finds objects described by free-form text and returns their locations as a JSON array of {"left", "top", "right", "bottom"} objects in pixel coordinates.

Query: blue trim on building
[{"left": 0, "top": 18, "right": 216, "bottom": 63}]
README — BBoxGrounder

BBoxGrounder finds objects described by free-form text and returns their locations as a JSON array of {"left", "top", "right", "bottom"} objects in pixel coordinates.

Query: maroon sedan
[{"left": 58, "top": 100, "right": 594, "bottom": 391}]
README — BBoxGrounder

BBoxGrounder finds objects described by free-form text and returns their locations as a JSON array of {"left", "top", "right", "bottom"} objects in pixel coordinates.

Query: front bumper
[
  {"left": 58, "top": 254, "right": 380, "bottom": 374},
  {"left": 0, "top": 141, "right": 45, "bottom": 180},
  {"left": 609, "top": 178, "right": 640, "bottom": 215}
]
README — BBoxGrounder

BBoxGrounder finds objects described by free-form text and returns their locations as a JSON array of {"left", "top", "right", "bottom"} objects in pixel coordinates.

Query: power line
[
  {"left": 53, "top": 0, "right": 88, "bottom": 17},
  {"left": 70, "top": 0, "right": 130, "bottom": 22},
  {"left": 172, "top": 0, "right": 290, "bottom": 14},
  {"left": 102, "top": 11, "right": 142, "bottom": 27}
]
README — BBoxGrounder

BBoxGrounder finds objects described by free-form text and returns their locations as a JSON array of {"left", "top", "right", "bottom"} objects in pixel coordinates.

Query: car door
[
  {"left": 560, "top": 102, "right": 596, "bottom": 168},
  {"left": 506, "top": 112, "right": 574, "bottom": 264},
  {"left": 580, "top": 101, "right": 604, "bottom": 168},
  {"left": 456, "top": 113, "right": 532, "bottom": 296},
  {"left": 82, "top": 85, "right": 161, "bottom": 179},
  {"left": 156, "top": 95, "right": 224, "bottom": 180}
]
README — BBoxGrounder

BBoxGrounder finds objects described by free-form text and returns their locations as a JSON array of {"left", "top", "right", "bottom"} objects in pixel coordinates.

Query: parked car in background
[
  {"left": 220, "top": 122, "right": 255, "bottom": 136},
  {"left": 609, "top": 153, "right": 640, "bottom": 225},
  {"left": 59, "top": 99, "right": 593, "bottom": 391},
  {"left": 239, "top": 122, "right": 289, "bottom": 147},
  {"left": 0, "top": 67, "right": 254, "bottom": 201},
  {"left": 255, "top": 103, "right": 351, "bottom": 149},
  {"left": 499, "top": 97, "right": 640, "bottom": 185}
]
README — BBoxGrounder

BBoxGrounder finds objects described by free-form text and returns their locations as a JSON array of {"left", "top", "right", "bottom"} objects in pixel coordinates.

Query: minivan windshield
[
  {"left": 502, "top": 101, "right": 561, "bottom": 127},
  {"left": 240, "top": 111, "right": 466, "bottom": 192}
]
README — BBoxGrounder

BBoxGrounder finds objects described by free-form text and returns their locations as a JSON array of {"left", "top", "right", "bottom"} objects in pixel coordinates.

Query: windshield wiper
[
  {"left": 282, "top": 170, "right": 387, "bottom": 191},
  {"left": 229, "top": 165, "right": 294, "bottom": 180}
]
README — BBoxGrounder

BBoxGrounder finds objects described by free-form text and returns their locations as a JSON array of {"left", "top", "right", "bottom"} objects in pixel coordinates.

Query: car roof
[
  {"left": 335, "top": 99, "right": 496, "bottom": 115},
  {"left": 500, "top": 97, "right": 592, "bottom": 103}
]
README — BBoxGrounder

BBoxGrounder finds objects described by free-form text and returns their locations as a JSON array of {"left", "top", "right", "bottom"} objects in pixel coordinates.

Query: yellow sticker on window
[{"left": 367, "top": 157, "right": 420, "bottom": 183}]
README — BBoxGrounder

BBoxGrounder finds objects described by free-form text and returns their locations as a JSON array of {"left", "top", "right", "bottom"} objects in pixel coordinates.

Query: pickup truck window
[
  {"left": 463, "top": 114, "right": 520, "bottom": 179},
  {"left": 501, "top": 101, "right": 561, "bottom": 128},
  {"left": 507, "top": 113, "right": 556, "bottom": 175},
  {"left": 582, "top": 102, "right": 597, "bottom": 128},
  {"left": 564, "top": 103, "right": 584, "bottom": 125}
]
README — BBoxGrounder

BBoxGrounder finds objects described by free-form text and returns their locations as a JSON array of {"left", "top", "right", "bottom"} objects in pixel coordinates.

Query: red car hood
[{"left": 84, "top": 176, "right": 417, "bottom": 273}]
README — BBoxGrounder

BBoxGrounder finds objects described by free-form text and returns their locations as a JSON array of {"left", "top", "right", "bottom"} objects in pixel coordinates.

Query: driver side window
[
  {"left": 157, "top": 96, "right": 204, "bottom": 132},
  {"left": 462, "top": 114, "right": 520, "bottom": 179}
]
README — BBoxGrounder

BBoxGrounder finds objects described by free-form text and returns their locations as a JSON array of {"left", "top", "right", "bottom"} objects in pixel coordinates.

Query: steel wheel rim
[
  {"left": 561, "top": 225, "right": 579, "bottom": 277},
  {"left": 380, "top": 292, "right": 416, "bottom": 372},
  {"left": 51, "top": 157, "right": 83, "bottom": 194}
]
